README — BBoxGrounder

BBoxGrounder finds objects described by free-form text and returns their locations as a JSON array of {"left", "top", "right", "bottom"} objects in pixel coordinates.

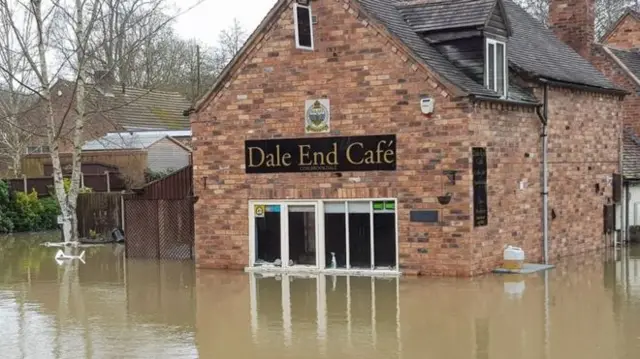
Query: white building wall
[
  {"left": 146, "top": 138, "right": 190, "bottom": 173},
  {"left": 627, "top": 184, "right": 640, "bottom": 227}
]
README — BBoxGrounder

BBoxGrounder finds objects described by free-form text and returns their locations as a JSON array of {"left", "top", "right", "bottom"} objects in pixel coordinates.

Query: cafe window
[{"left": 249, "top": 199, "right": 398, "bottom": 273}]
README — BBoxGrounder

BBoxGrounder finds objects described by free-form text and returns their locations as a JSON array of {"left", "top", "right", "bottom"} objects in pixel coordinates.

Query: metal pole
[
  {"left": 542, "top": 84, "right": 549, "bottom": 264},
  {"left": 196, "top": 44, "right": 201, "bottom": 99}
]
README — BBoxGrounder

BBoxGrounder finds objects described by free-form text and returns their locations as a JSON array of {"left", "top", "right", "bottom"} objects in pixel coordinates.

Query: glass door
[
  {"left": 285, "top": 204, "right": 319, "bottom": 267},
  {"left": 253, "top": 204, "right": 282, "bottom": 266}
]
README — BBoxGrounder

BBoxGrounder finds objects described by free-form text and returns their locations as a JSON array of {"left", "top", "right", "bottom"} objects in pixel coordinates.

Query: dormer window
[
  {"left": 294, "top": 2, "right": 314, "bottom": 50},
  {"left": 485, "top": 38, "right": 507, "bottom": 98}
]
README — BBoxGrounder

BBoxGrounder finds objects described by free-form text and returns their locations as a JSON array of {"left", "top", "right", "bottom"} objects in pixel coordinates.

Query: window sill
[{"left": 245, "top": 266, "right": 401, "bottom": 277}]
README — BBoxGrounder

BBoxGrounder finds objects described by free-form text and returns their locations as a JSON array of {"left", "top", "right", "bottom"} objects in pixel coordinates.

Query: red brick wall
[
  {"left": 468, "top": 87, "right": 620, "bottom": 275},
  {"left": 192, "top": 0, "right": 622, "bottom": 276},
  {"left": 603, "top": 14, "right": 640, "bottom": 49},
  {"left": 192, "top": 0, "right": 473, "bottom": 276}
]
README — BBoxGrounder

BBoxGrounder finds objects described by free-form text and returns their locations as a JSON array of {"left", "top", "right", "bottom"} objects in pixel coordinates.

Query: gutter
[
  {"left": 469, "top": 94, "right": 540, "bottom": 107},
  {"left": 538, "top": 77, "right": 628, "bottom": 97},
  {"left": 535, "top": 83, "right": 550, "bottom": 265}
]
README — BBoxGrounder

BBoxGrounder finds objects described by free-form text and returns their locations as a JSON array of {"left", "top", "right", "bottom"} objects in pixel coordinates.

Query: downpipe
[{"left": 536, "top": 83, "right": 550, "bottom": 265}]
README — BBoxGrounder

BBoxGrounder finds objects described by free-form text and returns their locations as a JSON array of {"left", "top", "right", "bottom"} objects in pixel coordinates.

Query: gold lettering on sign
[
  {"left": 299, "top": 145, "right": 312, "bottom": 165},
  {"left": 248, "top": 147, "right": 265, "bottom": 167},
  {"left": 282, "top": 152, "right": 292, "bottom": 166},
  {"left": 265, "top": 144, "right": 282, "bottom": 167},
  {"left": 346, "top": 142, "right": 364, "bottom": 165},
  {"left": 326, "top": 143, "right": 338, "bottom": 165}
]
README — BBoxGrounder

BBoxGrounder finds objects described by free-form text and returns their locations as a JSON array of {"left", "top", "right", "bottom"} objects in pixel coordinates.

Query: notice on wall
[
  {"left": 472, "top": 147, "right": 488, "bottom": 227},
  {"left": 245, "top": 135, "right": 396, "bottom": 174}
]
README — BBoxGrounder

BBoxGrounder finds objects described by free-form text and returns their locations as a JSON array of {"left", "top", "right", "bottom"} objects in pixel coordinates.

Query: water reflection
[{"left": 2, "top": 233, "right": 640, "bottom": 358}]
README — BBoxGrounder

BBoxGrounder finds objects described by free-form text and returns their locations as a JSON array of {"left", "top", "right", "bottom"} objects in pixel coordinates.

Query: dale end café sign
[{"left": 245, "top": 135, "right": 397, "bottom": 174}]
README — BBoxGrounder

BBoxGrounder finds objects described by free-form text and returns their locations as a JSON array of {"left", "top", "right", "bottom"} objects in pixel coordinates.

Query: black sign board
[
  {"left": 472, "top": 147, "right": 488, "bottom": 227},
  {"left": 245, "top": 135, "right": 396, "bottom": 174}
]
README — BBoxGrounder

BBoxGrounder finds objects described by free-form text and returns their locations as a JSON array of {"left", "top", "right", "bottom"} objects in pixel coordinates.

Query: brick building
[
  {"left": 592, "top": 8, "right": 640, "bottom": 238},
  {"left": 192, "top": 0, "right": 625, "bottom": 276}
]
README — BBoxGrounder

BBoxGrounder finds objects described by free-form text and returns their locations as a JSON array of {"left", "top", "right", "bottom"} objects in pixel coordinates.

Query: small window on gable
[
  {"left": 485, "top": 38, "right": 507, "bottom": 98},
  {"left": 294, "top": 3, "right": 314, "bottom": 50}
]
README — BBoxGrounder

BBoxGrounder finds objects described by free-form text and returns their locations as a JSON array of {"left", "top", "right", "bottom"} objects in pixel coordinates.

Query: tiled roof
[
  {"left": 396, "top": 0, "right": 496, "bottom": 33},
  {"left": 53, "top": 80, "right": 191, "bottom": 131},
  {"left": 607, "top": 48, "right": 640, "bottom": 86},
  {"left": 624, "top": 129, "right": 640, "bottom": 179},
  {"left": 358, "top": 0, "right": 620, "bottom": 101},
  {"left": 82, "top": 131, "right": 183, "bottom": 151},
  {"left": 358, "top": 0, "right": 496, "bottom": 97},
  {"left": 502, "top": 0, "right": 616, "bottom": 90}
]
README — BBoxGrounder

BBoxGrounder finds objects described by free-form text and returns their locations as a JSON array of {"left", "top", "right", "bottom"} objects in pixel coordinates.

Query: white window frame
[
  {"left": 485, "top": 38, "right": 508, "bottom": 99},
  {"left": 247, "top": 198, "right": 400, "bottom": 276},
  {"left": 293, "top": 3, "right": 314, "bottom": 51}
]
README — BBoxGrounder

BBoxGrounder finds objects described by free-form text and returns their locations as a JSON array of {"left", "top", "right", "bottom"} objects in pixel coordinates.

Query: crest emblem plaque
[{"left": 305, "top": 99, "right": 330, "bottom": 133}]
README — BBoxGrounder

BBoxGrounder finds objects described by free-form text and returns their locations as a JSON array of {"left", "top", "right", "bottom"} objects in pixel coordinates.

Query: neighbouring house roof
[
  {"left": 602, "top": 46, "right": 640, "bottom": 90},
  {"left": 196, "top": 0, "right": 622, "bottom": 110},
  {"left": 600, "top": 8, "right": 640, "bottom": 43},
  {"left": 52, "top": 79, "right": 191, "bottom": 131},
  {"left": 624, "top": 129, "right": 640, "bottom": 180},
  {"left": 105, "top": 87, "right": 191, "bottom": 130},
  {"left": 82, "top": 131, "right": 189, "bottom": 151}
]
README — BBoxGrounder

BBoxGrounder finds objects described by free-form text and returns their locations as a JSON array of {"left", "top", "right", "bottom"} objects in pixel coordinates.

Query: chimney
[
  {"left": 549, "top": 0, "right": 595, "bottom": 60},
  {"left": 93, "top": 70, "right": 115, "bottom": 97}
]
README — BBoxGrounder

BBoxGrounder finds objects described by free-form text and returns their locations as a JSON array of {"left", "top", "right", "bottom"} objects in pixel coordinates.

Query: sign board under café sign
[{"left": 245, "top": 135, "right": 396, "bottom": 174}]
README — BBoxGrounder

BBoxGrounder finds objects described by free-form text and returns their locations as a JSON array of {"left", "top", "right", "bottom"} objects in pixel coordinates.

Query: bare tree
[
  {"left": 0, "top": 2, "right": 38, "bottom": 177},
  {"left": 0, "top": 0, "right": 200, "bottom": 242}
]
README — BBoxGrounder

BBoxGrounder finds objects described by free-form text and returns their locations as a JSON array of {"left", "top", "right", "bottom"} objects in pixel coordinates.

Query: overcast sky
[{"left": 174, "top": 0, "right": 278, "bottom": 46}]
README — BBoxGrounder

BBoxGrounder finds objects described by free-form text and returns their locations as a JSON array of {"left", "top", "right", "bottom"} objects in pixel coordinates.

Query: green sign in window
[{"left": 373, "top": 201, "right": 395, "bottom": 211}]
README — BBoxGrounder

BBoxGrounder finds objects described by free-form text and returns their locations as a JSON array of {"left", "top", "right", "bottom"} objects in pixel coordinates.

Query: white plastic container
[{"left": 503, "top": 245, "right": 525, "bottom": 270}]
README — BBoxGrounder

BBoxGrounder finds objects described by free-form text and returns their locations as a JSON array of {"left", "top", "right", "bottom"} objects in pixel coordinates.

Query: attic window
[
  {"left": 294, "top": 3, "right": 314, "bottom": 50},
  {"left": 485, "top": 38, "right": 507, "bottom": 98}
]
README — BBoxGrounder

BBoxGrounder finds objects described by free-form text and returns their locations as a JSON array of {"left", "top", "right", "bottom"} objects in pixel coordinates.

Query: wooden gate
[{"left": 123, "top": 166, "right": 194, "bottom": 260}]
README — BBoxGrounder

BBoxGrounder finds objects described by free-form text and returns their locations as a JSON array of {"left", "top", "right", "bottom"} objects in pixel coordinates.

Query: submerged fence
[
  {"left": 76, "top": 192, "right": 124, "bottom": 239},
  {"left": 124, "top": 198, "right": 194, "bottom": 260}
]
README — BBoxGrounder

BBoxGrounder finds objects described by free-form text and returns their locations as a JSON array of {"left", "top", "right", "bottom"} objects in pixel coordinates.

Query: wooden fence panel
[
  {"left": 3, "top": 173, "right": 125, "bottom": 197},
  {"left": 76, "top": 192, "right": 124, "bottom": 238}
]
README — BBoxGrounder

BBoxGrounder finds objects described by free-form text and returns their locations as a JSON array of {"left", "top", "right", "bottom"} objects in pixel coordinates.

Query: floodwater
[{"left": 1, "top": 233, "right": 640, "bottom": 358}]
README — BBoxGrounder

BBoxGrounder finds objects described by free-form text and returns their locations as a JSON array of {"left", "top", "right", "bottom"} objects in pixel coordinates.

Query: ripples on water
[{"left": 1, "top": 232, "right": 640, "bottom": 358}]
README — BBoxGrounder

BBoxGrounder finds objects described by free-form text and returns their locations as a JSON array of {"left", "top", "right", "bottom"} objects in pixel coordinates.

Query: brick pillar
[{"left": 549, "top": 0, "right": 595, "bottom": 60}]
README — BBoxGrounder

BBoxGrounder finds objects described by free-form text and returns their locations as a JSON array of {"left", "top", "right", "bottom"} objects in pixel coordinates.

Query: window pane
[
  {"left": 288, "top": 205, "right": 316, "bottom": 266},
  {"left": 487, "top": 43, "right": 495, "bottom": 91},
  {"left": 373, "top": 212, "right": 396, "bottom": 268},
  {"left": 325, "top": 202, "right": 346, "bottom": 268},
  {"left": 255, "top": 205, "right": 281, "bottom": 264},
  {"left": 296, "top": 6, "right": 312, "bottom": 48},
  {"left": 349, "top": 211, "right": 371, "bottom": 269},
  {"left": 496, "top": 43, "right": 505, "bottom": 97}
]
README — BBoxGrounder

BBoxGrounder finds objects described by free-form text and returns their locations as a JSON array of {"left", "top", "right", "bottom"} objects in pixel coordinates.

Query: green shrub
[
  {"left": 0, "top": 180, "right": 61, "bottom": 233},
  {"left": 11, "top": 190, "right": 44, "bottom": 232},
  {"left": 0, "top": 181, "right": 14, "bottom": 233},
  {"left": 39, "top": 197, "right": 61, "bottom": 230}
]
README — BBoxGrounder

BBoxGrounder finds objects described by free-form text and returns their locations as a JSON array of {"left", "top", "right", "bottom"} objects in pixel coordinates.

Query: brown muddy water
[{"left": 1, "top": 232, "right": 640, "bottom": 358}]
